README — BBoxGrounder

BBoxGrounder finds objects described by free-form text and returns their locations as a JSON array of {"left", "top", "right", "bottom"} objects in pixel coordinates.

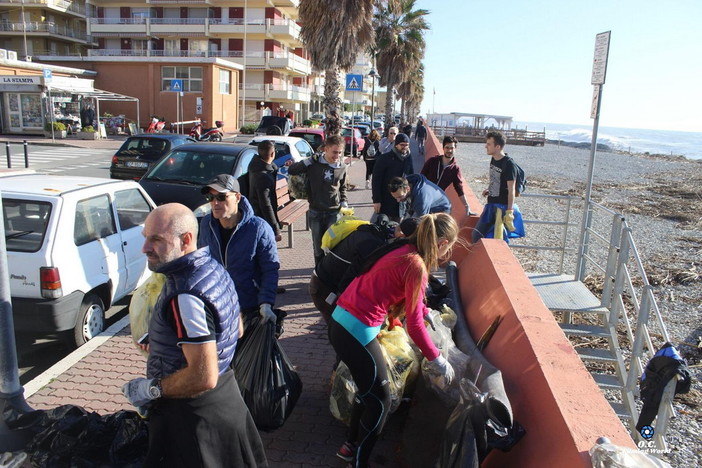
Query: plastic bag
[
  {"left": 128, "top": 273, "right": 166, "bottom": 353},
  {"left": 589, "top": 440, "right": 672, "bottom": 468},
  {"left": 377, "top": 326, "right": 421, "bottom": 412},
  {"left": 232, "top": 316, "right": 302, "bottom": 431},
  {"left": 329, "top": 326, "right": 420, "bottom": 425},
  {"left": 4, "top": 405, "right": 148, "bottom": 467},
  {"left": 329, "top": 362, "right": 357, "bottom": 426}
]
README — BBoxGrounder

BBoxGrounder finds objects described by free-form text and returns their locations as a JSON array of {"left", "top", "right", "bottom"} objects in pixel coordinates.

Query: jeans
[{"left": 308, "top": 209, "right": 341, "bottom": 265}]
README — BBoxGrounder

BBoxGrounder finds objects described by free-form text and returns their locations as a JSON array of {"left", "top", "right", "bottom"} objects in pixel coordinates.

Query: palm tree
[
  {"left": 397, "top": 64, "right": 424, "bottom": 122},
  {"left": 374, "top": 0, "right": 429, "bottom": 127},
  {"left": 299, "top": 0, "right": 375, "bottom": 136}
]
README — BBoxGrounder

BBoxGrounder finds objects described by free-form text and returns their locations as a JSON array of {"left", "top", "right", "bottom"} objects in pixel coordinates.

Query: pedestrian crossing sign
[
  {"left": 345, "top": 74, "right": 363, "bottom": 92},
  {"left": 170, "top": 79, "right": 183, "bottom": 92}
]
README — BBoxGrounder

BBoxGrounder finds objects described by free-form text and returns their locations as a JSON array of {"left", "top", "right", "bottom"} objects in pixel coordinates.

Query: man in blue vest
[{"left": 122, "top": 203, "right": 267, "bottom": 466}]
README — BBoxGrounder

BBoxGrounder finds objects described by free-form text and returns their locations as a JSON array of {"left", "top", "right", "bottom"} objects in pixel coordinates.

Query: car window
[
  {"left": 74, "top": 195, "right": 117, "bottom": 246},
  {"left": 233, "top": 149, "right": 257, "bottom": 179},
  {"left": 295, "top": 140, "right": 314, "bottom": 158},
  {"left": 2, "top": 198, "right": 51, "bottom": 253},
  {"left": 273, "top": 143, "right": 291, "bottom": 160},
  {"left": 114, "top": 189, "right": 152, "bottom": 230},
  {"left": 147, "top": 150, "right": 237, "bottom": 184}
]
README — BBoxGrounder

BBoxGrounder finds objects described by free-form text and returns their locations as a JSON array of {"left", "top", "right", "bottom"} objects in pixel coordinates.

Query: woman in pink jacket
[{"left": 329, "top": 213, "right": 457, "bottom": 468}]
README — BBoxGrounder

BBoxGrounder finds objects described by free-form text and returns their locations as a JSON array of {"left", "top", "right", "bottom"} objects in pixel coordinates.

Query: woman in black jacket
[{"left": 362, "top": 129, "right": 381, "bottom": 189}]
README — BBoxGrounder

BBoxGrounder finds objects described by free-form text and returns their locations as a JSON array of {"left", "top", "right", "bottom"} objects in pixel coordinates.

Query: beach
[{"left": 450, "top": 141, "right": 701, "bottom": 466}]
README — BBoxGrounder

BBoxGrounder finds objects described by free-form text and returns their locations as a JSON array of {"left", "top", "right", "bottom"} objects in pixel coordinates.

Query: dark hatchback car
[
  {"left": 110, "top": 134, "right": 195, "bottom": 180},
  {"left": 139, "top": 142, "right": 258, "bottom": 215}
]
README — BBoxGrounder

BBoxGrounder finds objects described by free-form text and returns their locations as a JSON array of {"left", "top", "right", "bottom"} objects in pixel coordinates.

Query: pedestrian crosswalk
[{"left": 2, "top": 147, "right": 113, "bottom": 172}]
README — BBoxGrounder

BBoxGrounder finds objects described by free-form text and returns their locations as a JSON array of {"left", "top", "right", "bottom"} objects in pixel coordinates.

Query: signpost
[
  {"left": 576, "top": 31, "right": 611, "bottom": 281},
  {"left": 170, "top": 79, "right": 183, "bottom": 133},
  {"left": 43, "top": 69, "right": 56, "bottom": 142},
  {"left": 345, "top": 74, "right": 363, "bottom": 157}
]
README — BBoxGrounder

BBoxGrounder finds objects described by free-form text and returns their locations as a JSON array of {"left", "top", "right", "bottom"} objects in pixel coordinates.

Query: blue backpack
[{"left": 506, "top": 156, "right": 526, "bottom": 196}]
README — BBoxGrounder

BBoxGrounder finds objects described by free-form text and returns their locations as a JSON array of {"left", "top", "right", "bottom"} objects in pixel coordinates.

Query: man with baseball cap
[
  {"left": 198, "top": 174, "right": 281, "bottom": 326},
  {"left": 371, "top": 132, "right": 415, "bottom": 222}
]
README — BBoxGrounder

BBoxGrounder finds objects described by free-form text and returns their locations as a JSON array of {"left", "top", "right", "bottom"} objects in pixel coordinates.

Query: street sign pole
[{"left": 576, "top": 31, "right": 611, "bottom": 281}]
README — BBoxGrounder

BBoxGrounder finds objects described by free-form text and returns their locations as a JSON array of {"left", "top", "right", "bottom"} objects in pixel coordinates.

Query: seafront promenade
[{"left": 10, "top": 133, "right": 421, "bottom": 467}]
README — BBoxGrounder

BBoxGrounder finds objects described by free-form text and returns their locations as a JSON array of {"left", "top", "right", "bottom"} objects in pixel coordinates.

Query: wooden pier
[{"left": 433, "top": 126, "right": 546, "bottom": 146}]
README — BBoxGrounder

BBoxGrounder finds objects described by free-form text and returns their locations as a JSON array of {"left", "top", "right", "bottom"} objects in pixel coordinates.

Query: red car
[
  {"left": 288, "top": 128, "right": 326, "bottom": 152},
  {"left": 341, "top": 127, "right": 365, "bottom": 157}
]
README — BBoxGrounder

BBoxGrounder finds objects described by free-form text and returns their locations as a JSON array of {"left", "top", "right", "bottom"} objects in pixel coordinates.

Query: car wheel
[{"left": 73, "top": 293, "right": 105, "bottom": 347}]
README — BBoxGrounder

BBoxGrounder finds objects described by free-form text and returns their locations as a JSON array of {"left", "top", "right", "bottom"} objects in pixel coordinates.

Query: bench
[{"left": 276, "top": 177, "right": 309, "bottom": 248}]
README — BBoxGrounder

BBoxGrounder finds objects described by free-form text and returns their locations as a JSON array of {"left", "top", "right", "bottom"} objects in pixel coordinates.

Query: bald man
[{"left": 123, "top": 203, "right": 267, "bottom": 467}]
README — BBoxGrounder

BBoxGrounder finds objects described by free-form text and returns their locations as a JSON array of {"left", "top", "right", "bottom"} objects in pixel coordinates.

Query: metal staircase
[{"left": 514, "top": 195, "right": 675, "bottom": 450}]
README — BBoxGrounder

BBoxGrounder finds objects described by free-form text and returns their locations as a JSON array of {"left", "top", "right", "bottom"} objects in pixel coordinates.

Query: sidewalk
[{"left": 21, "top": 141, "right": 425, "bottom": 467}]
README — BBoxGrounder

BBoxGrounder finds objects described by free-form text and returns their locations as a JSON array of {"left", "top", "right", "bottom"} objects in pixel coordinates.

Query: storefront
[{"left": 0, "top": 76, "right": 44, "bottom": 133}]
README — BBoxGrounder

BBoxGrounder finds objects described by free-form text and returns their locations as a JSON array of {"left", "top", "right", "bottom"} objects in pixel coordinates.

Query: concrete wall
[{"left": 423, "top": 128, "right": 636, "bottom": 466}]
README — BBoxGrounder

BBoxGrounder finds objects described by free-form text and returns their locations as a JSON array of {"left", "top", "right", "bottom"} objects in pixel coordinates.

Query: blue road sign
[
  {"left": 345, "top": 74, "right": 363, "bottom": 92},
  {"left": 170, "top": 79, "right": 183, "bottom": 92},
  {"left": 43, "top": 69, "right": 52, "bottom": 80}
]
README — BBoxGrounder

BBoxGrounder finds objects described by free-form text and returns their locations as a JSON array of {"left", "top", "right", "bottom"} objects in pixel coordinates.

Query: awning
[{"left": 48, "top": 86, "right": 141, "bottom": 129}]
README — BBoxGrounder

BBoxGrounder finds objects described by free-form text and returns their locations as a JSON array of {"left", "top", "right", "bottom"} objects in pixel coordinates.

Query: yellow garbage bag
[{"left": 129, "top": 273, "right": 166, "bottom": 354}]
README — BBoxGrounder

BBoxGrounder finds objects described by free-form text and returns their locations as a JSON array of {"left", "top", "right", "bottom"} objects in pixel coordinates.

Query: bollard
[
  {"left": 5, "top": 141, "right": 10, "bottom": 169},
  {"left": 23, "top": 140, "right": 29, "bottom": 168}
]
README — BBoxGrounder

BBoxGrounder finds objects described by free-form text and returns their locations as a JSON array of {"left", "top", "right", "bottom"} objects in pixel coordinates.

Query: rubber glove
[
  {"left": 259, "top": 303, "right": 276, "bottom": 323},
  {"left": 427, "top": 355, "right": 455, "bottom": 386},
  {"left": 122, "top": 377, "right": 158, "bottom": 408},
  {"left": 424, "top": 309, "right": 441, "bottom": 331},
  {"left": 503, "top": 209, "right": 516, "bottom": 232}
]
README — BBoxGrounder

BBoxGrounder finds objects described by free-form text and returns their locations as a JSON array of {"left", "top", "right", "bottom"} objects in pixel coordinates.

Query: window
[
  {"left": 3, "top": 198, "right": 51, "bottom": 253},
  {"left": 74, "top": 195, "right": 116, "bottom": 246},
  {"left": 114, "top": 189, "right": 152, "bottom": 230},
  {"left": 295, "top": 140, "right": 314, "bottom": 159},
  {"left": 219, "top": 69, "right": 230, "bottom": 94},
  {"left": 161, "top": 66, "right": 203, "bottom": 92}
]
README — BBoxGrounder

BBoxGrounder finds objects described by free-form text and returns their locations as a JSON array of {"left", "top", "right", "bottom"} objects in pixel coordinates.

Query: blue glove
[
  {"left": 122, "top": 377, "right": 158, "bottom": 408},
  {"left": 259, "top": 303, "right": 276, "bottom": 323}
]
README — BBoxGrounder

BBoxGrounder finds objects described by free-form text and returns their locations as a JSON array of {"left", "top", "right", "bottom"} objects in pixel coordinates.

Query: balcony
[
  {"left": 0, "top": 21, "right": 89, "bottom": 43},
  {"left": 2, "top": 0, "right": 87, "bottom": 17},
  {"left": 89, "top": 17, "right": 300, "bottom": 44},
  {"left": 239, "top": 83, "right": 310, "bottom": 103},
  {"left": 86, "top": 48, "right": 311, "bottom": 75}
]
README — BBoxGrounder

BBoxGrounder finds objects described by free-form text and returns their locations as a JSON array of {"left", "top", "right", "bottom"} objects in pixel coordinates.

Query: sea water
[{"left": 515, "top": 121, "right": 702, "bottom": 160}]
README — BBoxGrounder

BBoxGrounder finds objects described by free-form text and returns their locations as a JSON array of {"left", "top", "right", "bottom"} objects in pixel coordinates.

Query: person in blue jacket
[
  {"left": 198, "top": 174, "right": 280, "bottom": 326},
  {"left": 388, "top": 174, "right": 452, "bottom": 219}
]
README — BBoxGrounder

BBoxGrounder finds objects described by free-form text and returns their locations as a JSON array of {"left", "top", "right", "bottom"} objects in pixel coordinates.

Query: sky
[{"left": 415, "top": 0, "right": 702, "bottom": 132}]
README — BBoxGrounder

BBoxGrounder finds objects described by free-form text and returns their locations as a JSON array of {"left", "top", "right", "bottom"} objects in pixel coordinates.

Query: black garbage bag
[
  {"left": 232, "top": 315, "right": 302, "bottom": 431},
  {"left": 3, "top": 404, "right": 148, "bottom": 467},
  {"left": 439, "top": 379, "right": 526, "bottom": 468}
]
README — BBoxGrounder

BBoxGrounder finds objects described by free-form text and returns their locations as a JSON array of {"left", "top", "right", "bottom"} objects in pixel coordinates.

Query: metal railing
[
  {"left": 0, "top": 21, "right": 88, "bottom": 41},
  {"left": 5, "top": 0, "right": 86, "bottom": 15},
  {"left": 516, "top": 194, "right": 675, "bottom": 448}
]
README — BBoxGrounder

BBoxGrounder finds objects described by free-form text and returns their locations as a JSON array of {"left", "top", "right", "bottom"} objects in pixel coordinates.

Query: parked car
[
  {"left": 110, "top": 134, "right": 195, "bottom": 180},
  {"left": 248, "top": 135, "right": 315, "bottom": 178},
  {"left": 372, "top": 121, "right": 385, "bottom": 133},
  {"left": 288, "top": 128, "right": 326, "bottom": 152},
  {"left": 341, "top": 127, "right": 365, "bottom": 157},
  {"left": 139, "top": 142, "right": 259, "bottom": 214},
  {"left": 310, "top": 113, "right": 325, "bottom": 121},
  {"left": 2, "top": 173, "right": 156, "bottom": 347},
  {"left": 353, "top": 124, "right": 371, "bottom": 138},
  {"left": 254, "top": 116, "right": 292, "bottom": 136}
]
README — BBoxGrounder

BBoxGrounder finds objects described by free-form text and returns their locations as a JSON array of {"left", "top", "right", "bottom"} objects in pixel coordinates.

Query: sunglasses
[{"left": 204, "top": 193, "right": 232, "bottom": 202}]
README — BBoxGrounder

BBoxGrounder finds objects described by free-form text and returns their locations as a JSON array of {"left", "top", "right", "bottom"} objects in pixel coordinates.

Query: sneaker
[
  {"left": 336, "top": 441, "right": 356, "bottom": 462},
  {"left": 365, "top": 180, "right": 370, "bottom": 189}
]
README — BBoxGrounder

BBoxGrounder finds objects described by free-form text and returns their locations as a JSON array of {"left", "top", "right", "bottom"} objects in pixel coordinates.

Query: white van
[{"left": 2, "top": 174, "right": 156, "bottom": 347}]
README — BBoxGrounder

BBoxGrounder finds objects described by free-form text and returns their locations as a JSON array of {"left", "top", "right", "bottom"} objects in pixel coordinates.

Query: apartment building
[
  {"left": 1, "top": 1, "right": 312, "bottom": 131},
  {"left": 0, "top": 0, "right": 94, "bottom": 59}
]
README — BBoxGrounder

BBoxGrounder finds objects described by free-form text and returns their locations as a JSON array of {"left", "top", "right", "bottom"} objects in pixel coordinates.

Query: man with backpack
[{"left": 472, "top": 131, "right": 525, "bottom": 243}]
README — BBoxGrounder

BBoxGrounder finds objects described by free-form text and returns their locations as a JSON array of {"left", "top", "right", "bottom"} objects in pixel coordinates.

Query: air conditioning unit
[
  {"left": 0, "top": 49, "right": 7, "bottom": 60},
  {"left": 7, "top": 50, "right": 17, "bottom": 60}
]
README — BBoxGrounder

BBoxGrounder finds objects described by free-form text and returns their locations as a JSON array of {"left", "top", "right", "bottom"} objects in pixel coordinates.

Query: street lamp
[{"left": 368, "top": 68, "right": 377, "bottom": 125}]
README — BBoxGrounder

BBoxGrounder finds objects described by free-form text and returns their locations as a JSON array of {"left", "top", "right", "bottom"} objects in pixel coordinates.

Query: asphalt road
[{"left": 10, "top": 144, "right": 132, "bottom": 385}]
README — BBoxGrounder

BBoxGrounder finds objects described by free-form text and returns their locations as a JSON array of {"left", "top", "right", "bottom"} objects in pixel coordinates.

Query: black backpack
[{"left": 506, "top": 156, "right": 526, "bottom": 196}]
